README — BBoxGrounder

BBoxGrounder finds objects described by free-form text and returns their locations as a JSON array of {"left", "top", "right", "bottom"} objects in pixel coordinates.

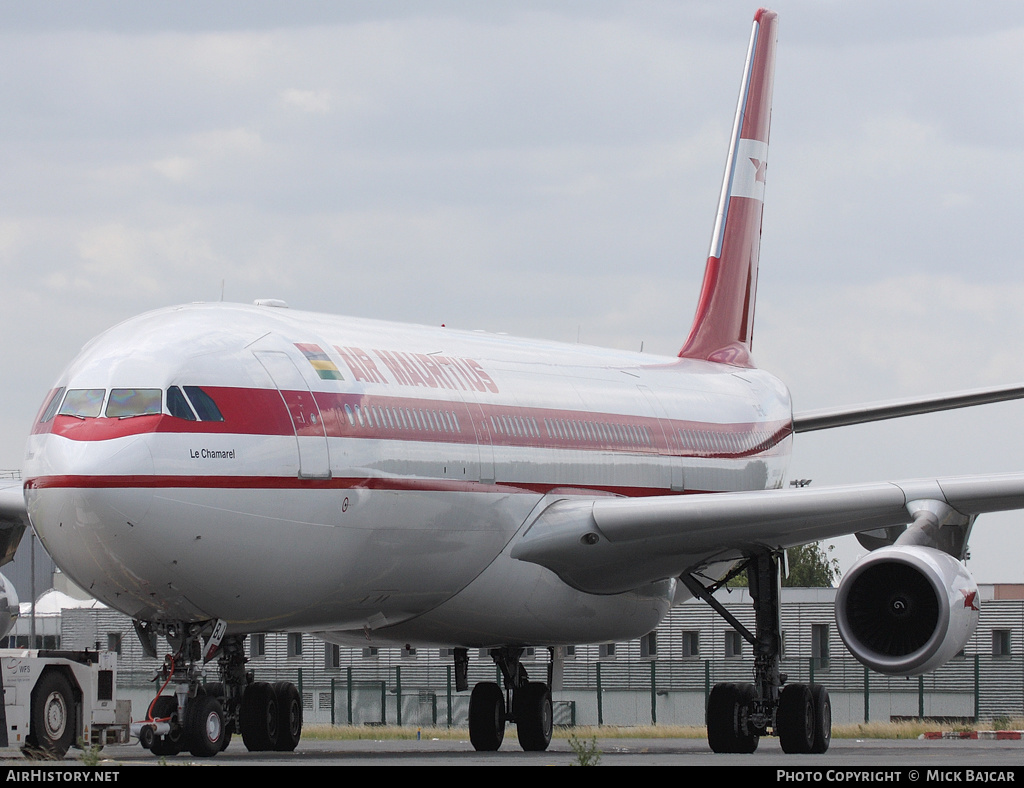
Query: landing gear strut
[
  {"left": 683, "top": 551, "right": 831, "bottom": 754},
  {"left": 132, "top": 620, "right": 302, "bottom": 758},
  {"left": 465, "top": 647, "right": 553, "bottom": 752}
]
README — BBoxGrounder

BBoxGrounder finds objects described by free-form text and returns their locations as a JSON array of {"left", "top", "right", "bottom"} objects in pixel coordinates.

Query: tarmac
[{"left": 3, "top": 734, "right": 1023, "bottom": 769}]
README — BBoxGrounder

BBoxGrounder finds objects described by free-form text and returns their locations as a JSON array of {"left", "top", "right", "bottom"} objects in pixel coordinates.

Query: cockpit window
[
  {"left": 183, "top": 386, "right": 224, "bottom": 422},
  {"left": 58, "top": 389, "right": 105, "bottom": 419},
  {"left": 166, "top": 387, "right": 196, "bottom": 421},
  {"left": 38, "top": 387, "right": 66, "bottom": 423},
  {"left": 105, "top": 389, "right": 162, "bottom": 418}
]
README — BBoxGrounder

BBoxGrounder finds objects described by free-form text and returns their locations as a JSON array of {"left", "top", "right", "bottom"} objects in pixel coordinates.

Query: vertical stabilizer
[{"left": 679, "top": 8, "right": 777, "bottom": 368}]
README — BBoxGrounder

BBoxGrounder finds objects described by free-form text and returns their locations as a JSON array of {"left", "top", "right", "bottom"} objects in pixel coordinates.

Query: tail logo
[{"left": 729, "top": 138, "right": 768, "bottom": 203}]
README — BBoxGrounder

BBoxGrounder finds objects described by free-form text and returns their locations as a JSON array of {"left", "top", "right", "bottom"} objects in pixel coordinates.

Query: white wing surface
[{"left": 511, "top": 473, "right": 1024, "bottom": 595}]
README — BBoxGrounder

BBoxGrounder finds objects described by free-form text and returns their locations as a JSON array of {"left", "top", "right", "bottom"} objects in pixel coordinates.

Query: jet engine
[
  {"left": 835, "top": 544, "right": 978, "bottom": 676},
  {"left": 0, "top": 571, "right": 18, "bottom": 641}
]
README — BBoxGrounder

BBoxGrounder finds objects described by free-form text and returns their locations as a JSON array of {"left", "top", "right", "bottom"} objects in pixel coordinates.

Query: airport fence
[{"left": 116, "top": 653, "right": 1024, "bottom": 728}]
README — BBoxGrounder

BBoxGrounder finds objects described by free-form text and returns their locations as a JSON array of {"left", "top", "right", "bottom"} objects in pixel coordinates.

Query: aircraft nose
[{"left": 25, "top": 432, "right": 155, "bottom": 590}]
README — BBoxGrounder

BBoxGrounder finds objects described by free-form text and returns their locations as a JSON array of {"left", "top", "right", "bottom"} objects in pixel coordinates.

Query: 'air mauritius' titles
[{"left": 298, "top": 343, "right": 500, "bottom": 394}]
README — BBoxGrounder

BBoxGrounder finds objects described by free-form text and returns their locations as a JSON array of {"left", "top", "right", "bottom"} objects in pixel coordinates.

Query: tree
[
  {"left": 726, "top": 542, "right": 840, "bottom": 588},
  {"left": 782, "top": 542, "right": 841, "bottom": 587}
]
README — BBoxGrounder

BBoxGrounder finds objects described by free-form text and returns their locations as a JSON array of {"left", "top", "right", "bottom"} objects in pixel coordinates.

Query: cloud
[{"left": 280, "top": 88, "right": 331, "bottom": 114}]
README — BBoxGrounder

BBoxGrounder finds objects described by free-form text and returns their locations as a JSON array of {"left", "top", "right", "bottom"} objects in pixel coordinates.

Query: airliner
[{"left": 2, "top": 7, "right": 1024, "bottom": 758}]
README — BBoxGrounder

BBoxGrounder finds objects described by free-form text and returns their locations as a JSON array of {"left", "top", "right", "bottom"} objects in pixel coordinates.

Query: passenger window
[
  {"left": 58, "top": 389, "right": 105, "bottom": 418},
  {"left": 106, "top": 389, "right": 162, "bottom": 418}
]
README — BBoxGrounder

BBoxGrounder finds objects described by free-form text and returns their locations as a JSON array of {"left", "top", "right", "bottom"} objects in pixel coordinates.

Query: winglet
[{"left": 679, "top": 8, "right": 777, "bottom": 368}]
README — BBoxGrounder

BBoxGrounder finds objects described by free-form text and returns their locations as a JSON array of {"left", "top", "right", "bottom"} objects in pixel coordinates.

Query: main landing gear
[
  {"left": 132, "top": 620, "right": 302, "bottom": 758},
  {"left": 682, "top": 551, "right": 832, "bottom": 754},
  {"left": 459, "top": 646, "right": 553, "bottom": 752}
]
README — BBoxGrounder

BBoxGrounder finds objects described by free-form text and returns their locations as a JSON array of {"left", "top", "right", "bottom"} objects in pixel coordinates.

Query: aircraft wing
[
  {"left": 793, "top": 383, "right": 1024, "bottom": 433},
  {"left": 0, "top": 482, "right": 28, "bottom": 567},
  {"left": 510, "top": 473, "right": 1024, "bottom": 595}
]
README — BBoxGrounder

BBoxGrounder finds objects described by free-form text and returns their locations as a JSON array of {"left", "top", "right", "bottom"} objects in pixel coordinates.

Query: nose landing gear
[{"left": 132, "top": 620, "right": 302, "bottom": 758}]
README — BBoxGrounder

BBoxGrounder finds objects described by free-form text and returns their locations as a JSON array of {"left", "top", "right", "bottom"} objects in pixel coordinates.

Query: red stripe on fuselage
[
  {"left": 32, "top": 386, "right": 793, "bottom": 461},
  {"left": 23, "top": 474, "right": 720, "bottom": 498}
]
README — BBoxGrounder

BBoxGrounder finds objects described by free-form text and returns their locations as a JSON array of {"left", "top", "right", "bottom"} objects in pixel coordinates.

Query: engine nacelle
[
  {"left": 835, "top": 545, "right": 978, "bottom": 676},
  {"left": 0, "top": 572, "right": 18, "bottom": 641}
]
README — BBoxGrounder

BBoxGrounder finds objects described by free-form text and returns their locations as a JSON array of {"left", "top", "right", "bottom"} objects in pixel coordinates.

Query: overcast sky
[{"left": 2, "top": 1, "right": 1023, "bottom": 582}]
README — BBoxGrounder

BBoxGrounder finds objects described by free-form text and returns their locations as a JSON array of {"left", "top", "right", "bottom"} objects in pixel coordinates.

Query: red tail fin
[{"left": 679, "top": 8, "right": 777, "bottom": 368}]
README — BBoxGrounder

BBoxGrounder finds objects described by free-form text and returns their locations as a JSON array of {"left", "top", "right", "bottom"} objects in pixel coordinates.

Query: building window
[
  {"left": 641, "top": 631, "right": 658, "bottom": 659},
  {"left": 599, "top": 643, "right": 616, "bottom": 659},
  {"left": 363, "top": 646, "right": 379, "bottom": 659},
  {"left": 325, "top": 644, "right": 340, "bottom": 669},
  {"left": 287, "top": 633, "right": 303, "bottom": 658},
  {"left": 812, "top": 624, "right": 829, "bottom": 670},
  {"left": 993, "top": 630, "right": 1012, "bottom": 658},
  {"left": 564, "top": 645, "right": 576, "bottom": 660},
  {"left": 725, "top": 630, "right": 742, "bottom": 658},
  {"left": 251, "top": 633, "right": 266, "bottom": 659},
  {"left": 682, "top": 631, "right": 700, "bottom": 658},
  {"left": 107, "top": 633, "right": 122, "bottom": 655},
  {"left": 402, "top": 645, "right": 417, "bottom": 660}
]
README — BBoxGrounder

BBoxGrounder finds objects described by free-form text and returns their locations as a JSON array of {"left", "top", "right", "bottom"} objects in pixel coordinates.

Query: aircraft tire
[
  {"left": 515, "top": 682, "right": 552, "bottom": 752},
  {"left": 777, "top": 683, "right": 815, "bottom": 754},
  {"left": 733, "top": 682, "right": 760, "bottom": 753},
  {"left": 707, "top": 682, "right": 739, "bottom": 753},
  {"left": 204, "top": 679, "right": 236, "bottom": 749},
  {"left": 203, "top": 683, "right": 234, "bottom": 750},
  {"left": 468, "top": 682, "right": 505, "bottom": 751},
  {"left": 708, "top": 682, "right": 758, "bottom": 753},
  {"left": 25, "top": 672, "right": 76, "bottom": 759},
  {"left": 240, "top": 681, "right": 279, "bottom": 752},
  {"left": 809, "top": 684, "right": 832, "bottom": 753},
  {"left": 147, "top": 695, "right": 182, "bottom": 757},
  {"left": 272, "top": 681, "right": 302, "bottom": 751},
  {"left": 185, "top": 693, "right": 225, "bottom": 758}
]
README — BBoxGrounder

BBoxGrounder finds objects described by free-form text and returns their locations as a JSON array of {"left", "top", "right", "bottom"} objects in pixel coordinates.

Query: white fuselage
[{"left": 22, "top": 303, "right": 793, "bottom": 647}]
